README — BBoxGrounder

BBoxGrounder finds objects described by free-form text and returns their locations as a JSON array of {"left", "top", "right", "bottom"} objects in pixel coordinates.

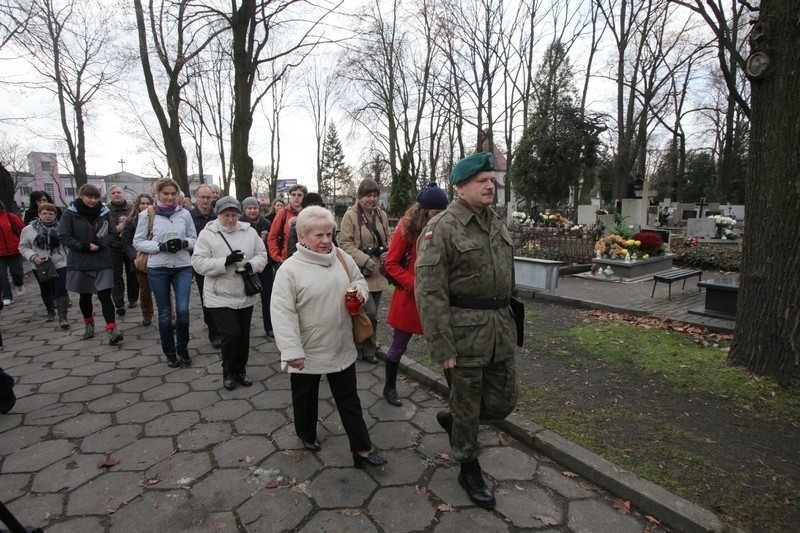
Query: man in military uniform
[{"left": 415, "top": 151, "right": 518, "bottom": 509}]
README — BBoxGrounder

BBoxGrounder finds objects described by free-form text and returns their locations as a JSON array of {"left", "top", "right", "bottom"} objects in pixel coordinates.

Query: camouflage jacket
[{"left": 414, "top": 199, "right": 516, "bottom": 366}]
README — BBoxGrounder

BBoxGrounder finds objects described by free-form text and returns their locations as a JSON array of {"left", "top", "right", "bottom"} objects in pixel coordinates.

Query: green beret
[{"left": 450, "top": 151, "right": 495, "bottom": 185}]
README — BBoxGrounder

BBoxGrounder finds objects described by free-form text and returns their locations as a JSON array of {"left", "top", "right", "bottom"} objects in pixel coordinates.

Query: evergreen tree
[
  {"left": 389, "top": 153, "right": 414, "bottom": 216},
  {"left": 513, "top": 42, "right": 601, "bottom": 206},
  {"left": 321, "top": 122, "right": 345, "bottom": 202}
]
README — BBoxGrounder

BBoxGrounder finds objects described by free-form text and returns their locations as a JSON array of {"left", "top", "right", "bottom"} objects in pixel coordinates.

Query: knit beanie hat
[
  {"left": 242, "top": 197, "right": 259, "bottom": 209},
  {"left": 214, "top": 196, "right": 241, "bottom": 215},
  {"left": 416, "top": 182, "right": 449, "bottom": 210}
]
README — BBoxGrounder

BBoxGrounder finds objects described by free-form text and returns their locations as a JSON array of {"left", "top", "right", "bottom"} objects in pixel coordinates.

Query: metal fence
[{"left": 509, "top": 225, "right": 599, "bottom": 265}]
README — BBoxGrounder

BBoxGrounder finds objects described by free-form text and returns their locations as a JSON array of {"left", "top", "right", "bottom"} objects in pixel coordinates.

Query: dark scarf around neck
[{"left": 74, "top": 198, "right": 102, "bottom": 223}]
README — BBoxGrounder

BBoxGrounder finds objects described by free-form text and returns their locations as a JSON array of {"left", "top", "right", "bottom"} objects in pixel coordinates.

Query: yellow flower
[
  {"left": 643, "top": 254, "right": 650, "bottom": 259},
  {"left": 634, "top": 240, "right": 641, "bottom": 246}
]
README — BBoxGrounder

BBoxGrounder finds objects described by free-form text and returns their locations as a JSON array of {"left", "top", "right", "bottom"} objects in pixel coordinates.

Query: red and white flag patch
[{"left": 424, "top": 230, "right": 433, "bottom": 240}]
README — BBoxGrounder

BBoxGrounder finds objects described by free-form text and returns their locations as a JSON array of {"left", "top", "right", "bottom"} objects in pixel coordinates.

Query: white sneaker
[
  {"left": 2, "top": 298, "right": 11, "bottom": 306},
  {"left": 15, "top": 285, "right": 26, "bottom": 296}
]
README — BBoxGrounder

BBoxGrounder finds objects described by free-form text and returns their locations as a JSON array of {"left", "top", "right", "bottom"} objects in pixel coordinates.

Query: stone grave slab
[{"left": 686, "top": 218, "right": 716, "bottom": 239}]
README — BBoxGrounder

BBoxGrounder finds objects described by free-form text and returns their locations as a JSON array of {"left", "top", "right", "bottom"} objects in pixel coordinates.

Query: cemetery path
[{"left": 377, "top": 294, "right": 799, "bottom": 532}]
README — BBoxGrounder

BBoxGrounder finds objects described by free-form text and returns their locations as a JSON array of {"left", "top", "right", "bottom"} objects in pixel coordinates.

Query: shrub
[{"left": 673, "top": 244, "right": 741, "bottom": 272}]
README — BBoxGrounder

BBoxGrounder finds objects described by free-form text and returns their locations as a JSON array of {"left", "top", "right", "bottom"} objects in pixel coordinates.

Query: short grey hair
[{"left": 296, "top": 206, "right": 335, "bottom": 236}]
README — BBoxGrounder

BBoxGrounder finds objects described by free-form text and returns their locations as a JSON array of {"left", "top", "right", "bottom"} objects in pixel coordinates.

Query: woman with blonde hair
[{"left": 271, "top": 206, "right": 387, "bottom": 468}]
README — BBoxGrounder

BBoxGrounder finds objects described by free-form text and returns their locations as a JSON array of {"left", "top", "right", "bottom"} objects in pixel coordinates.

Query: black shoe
[
  {"left": 116, "top": 307, "right": 126, "bottom": 316},
  {"left": 166, "top": 356, "right": 181, "bottom": 368},
  {"left": 362, "top": 355, "right": 378, "bottom": 364},
  {"left": 128, "top": 301, "right": 138, "bottom": 309},
  {"left": 437, "top": 411, "right": 453, "bottom": 443},
  {"left": 383, "top": 386, "right": 402, "bottom": 407},
  {"left": 236, "top": 373, "right": 252, "bottom": 387},
  {"left": 45, "top": 311, "right": 56, "bottom": 323},
  {"left": 177, "top": 349, "right": 192, "bottom": 366},
  {"left": 223, "top": 375, "right": 236, "bottom": 390},
  {"left": 302, "top": 439, "right": 321, "bottom": 452},
  {"left": 141, "top": 317, "right": 152, "bottom": 327},
  {"left": 353, "top": 451, "right": 387, "bottom": 468},
  {"left": 211, "top": 337, "right": 222, "bottom": 349},
  {"left": 267, "top": 330, "right": 275, "bottom": 340},
  {"left": 0, "top": 391, "right": 16, "bottom": 414},
  {"left": 458, "top": 470, "right": 496, "bottom": 509}
]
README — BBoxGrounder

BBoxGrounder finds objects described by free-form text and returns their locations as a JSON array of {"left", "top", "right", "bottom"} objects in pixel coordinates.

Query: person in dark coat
[
  {"left": 189, "top": 184, "right": 221, "bottom": 348},
  {"left": 23, "top": 190, "right": 62, "bottom": 224},
  {"left": 57, "top": 184, "right": 122, "bottom": 344},
  {"left": 107, "top": 186, "right": 138, "bottom": 315},
  {"left": 121, "top": 193, "right": 155, "bottom": 326},
  {"left": 239, "top": 196, "right": 273, "bottom": 338},
  {"left": 382, "top": 182, "right": 449, "bottom": 406}
]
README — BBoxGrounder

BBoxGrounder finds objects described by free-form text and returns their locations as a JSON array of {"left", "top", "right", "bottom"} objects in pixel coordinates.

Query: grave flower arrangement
[
  {"left": 632, "top": 231, "right": 664, "bottom": 256},
  {"left": 594, "top": 235, "right": 641, "bottom": 258},
  {"left": 511, "top": 211, "right": 529, "bottom": 224},
  {"left": 539, "top": 211, "right": 570, "bottom": 228},
  {"left": 709, "top": 215, "right": 738, "bottom": 239}
]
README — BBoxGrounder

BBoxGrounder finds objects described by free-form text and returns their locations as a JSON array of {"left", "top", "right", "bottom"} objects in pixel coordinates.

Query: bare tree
[
  {"left": 262, "top": 65, "right": 291, "bottom": 200},
  {"left": 133, "top": 0, "right": 222, "bottom": 194},
  {"left": 0, "top": 0, "right": 33, "bottom": 50},
  {"left": 302, "top": 59, "right": 337, "bottom": 194},
  {"left": 200, "top": 0, "right": 342, "bottom": 200},
  {"left": 8, "top": 0, "right": 127, "bottom": 187}
]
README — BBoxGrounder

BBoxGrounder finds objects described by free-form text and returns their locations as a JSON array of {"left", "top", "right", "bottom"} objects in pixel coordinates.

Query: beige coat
[
  {"left": 271, "top": 244, "right": 369, "bottom": 374},
  {"left": 338, "top": 204, "right": 390, "bottom": 292},
  {"left": 19, "top": 224, "right": 68, "bottom": 270}
]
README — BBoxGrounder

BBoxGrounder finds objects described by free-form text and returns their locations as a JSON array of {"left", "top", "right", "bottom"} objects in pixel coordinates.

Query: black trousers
[
  {"left": 111, "top": 246, "right": 138, "bottom": 308},
  {"left": 208, "top": 306, "right": 253, "bottom": 376},
  {"left": 193, "top": 270, "right": 220, "bottom": 340},
  {"left": 290, "top": 363, "right": 371, "bottom": 453}
]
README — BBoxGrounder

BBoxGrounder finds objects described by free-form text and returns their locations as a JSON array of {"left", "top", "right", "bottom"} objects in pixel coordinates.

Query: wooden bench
[{"left": 651, "top": 269, "right": 703, "bottom": 300}]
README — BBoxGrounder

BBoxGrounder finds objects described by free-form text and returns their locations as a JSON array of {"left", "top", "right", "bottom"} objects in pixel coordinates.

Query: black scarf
[{"left": 74, "top": 198, "right": 102, "bottom": 223}]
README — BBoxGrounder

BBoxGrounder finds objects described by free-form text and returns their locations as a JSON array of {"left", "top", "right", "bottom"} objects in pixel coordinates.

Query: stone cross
[{"left": 695, "top": 197, "right": 709, "bottom": 218}]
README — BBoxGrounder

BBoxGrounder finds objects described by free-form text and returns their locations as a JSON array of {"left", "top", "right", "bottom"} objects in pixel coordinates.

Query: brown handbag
[
  {"left": 335, "top": 250, "right": 374, "bottom": 343},
  {"left": 133, "top": 207, "right": 155, "bottom": 273}
]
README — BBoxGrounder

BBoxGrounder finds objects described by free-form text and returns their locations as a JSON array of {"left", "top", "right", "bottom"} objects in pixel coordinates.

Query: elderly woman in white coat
[
  {"left": 192, "top": 196, "right": 268, "bottom": 391},
  {"left": 271, "top": 206, "right": 387, "bottom": 468}
]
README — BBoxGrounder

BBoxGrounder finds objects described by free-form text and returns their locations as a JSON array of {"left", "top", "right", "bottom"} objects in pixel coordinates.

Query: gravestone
[
  {"left": 597, "top": 214, "right": 616, "bottom": 236},
  {"left": 577, "top": 205, "right": 597, "bottom": 226},
  {"left": 686, "top": 218, "right": 717, "bottom": 239},
  {"left": 673, "top": 203, "right": 697, "bottom": 223},
  {"left": 621, "top": 198, "right": 647, "bottom": 229}
]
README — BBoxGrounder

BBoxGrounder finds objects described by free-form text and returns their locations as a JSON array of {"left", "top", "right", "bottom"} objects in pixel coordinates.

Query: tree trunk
[{"left": 727, "top": 0, "right": 800, "bottom": 390}]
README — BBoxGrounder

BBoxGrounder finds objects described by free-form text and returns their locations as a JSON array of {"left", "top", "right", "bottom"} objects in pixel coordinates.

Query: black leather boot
[
  {"left": 383, "top": 360, "right": 402, "bottom": 406},
  {"left": 458, "top": 460, "right": 495, "bottom": 509}
]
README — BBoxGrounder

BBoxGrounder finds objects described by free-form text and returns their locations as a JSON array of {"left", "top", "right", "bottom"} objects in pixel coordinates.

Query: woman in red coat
[{"left": 382, "top": 182, "right": 449, "bottom": 406}]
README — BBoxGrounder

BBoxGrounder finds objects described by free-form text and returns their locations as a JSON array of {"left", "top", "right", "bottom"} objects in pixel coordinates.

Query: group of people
[{"left": 1, "top": 150, "right": 519, "bottom": 507}]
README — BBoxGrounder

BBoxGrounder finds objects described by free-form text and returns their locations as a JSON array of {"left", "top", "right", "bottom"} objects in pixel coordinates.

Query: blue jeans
[{"left": 147, "top": 266, "right": 192, "bottom": 357}]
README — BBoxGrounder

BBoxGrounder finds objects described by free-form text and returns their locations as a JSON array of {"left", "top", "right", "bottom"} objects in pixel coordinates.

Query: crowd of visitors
[{"left": 2, "top": 153, "right": 519, "bottom": 506}]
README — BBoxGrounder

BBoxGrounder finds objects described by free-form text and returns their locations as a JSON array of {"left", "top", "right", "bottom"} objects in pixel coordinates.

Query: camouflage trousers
[{"left": 446, "top": 357, "right": 518, "bottom": 463}]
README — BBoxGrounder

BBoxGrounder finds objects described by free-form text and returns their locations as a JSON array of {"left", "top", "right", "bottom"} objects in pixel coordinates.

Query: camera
[{"left": 360, "top": 245, "right": 388, "bottom": 257}]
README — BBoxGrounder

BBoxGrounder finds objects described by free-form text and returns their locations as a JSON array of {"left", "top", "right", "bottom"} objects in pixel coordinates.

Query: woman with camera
[
  {"left": 339, "top": 178, "right": 391, "bottom": 364},
  {"left": 193, "top": 196, "right": 268, "bottom": 390},
  {"left": 133, "top": 178, "right": 196, "bottom": 368}
]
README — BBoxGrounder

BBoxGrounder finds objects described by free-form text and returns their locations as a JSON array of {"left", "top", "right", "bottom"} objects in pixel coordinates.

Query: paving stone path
[{"left": 1, "top": 281, "right": 665, "bottom": 532}]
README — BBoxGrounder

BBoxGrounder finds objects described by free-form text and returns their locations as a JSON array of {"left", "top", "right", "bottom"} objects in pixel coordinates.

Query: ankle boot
[
  {"left": 383, "top": 359, "right": 402, "bottom": 406},
  {"left": 83, "top": 322, "right": 95, "bottom": 340},
  {"left": 42, "top": 295, "right": 55, "bottom": 322},
  {"left": 56, "top": 296, "right": 70, "bottom": 329}
]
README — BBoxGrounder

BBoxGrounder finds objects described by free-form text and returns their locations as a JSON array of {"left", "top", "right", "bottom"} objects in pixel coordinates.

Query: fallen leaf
[
  {"left": 265, "top": 479, "right": 280, "bottom": 489},
  {"left": 97, "top": 456, "right": 120, "bottom": 469},
  {"left": 216, "top": 522, "right": 228, "bottom": 529},
  {"left": 534, "top": 514, "right": 559, "bottom": 526},
  {"left": 613, "top": 498, "right": 631, "bottom": 515},
  {"left": 437, "top": 503, "right": 455, "bottom": 512},
  {"left": 562, "top": 471, "right": 578, "bottom": 478},
  {"left": 339, "top": 509, "right": 362, "bottom": 517},
  {"left": 645, "top": 515, "right": 661, "bottom": 525},
  {"left": 245, "top": 455, "right": 253, "bottom": 464}
]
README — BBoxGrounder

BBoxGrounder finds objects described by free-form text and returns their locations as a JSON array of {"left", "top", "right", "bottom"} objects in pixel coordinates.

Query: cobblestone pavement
[{"left": 1, "top": 276, "right": 722, "bottom": 532}]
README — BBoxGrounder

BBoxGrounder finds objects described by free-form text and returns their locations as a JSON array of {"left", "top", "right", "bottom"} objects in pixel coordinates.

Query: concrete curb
[{"left": 398, "top": 357, "right": 728, "bottom": 533}]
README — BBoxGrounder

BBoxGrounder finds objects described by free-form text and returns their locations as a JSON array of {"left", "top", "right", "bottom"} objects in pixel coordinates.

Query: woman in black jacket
[
  {"left": 57, "top": 184, "right": 122, "bottom": 344},
  {"left": 23, "top": 191, "right": 62, "bottom": 224},
  {"left": 239, "top": 197, "right": 272, "bottom": 338}
]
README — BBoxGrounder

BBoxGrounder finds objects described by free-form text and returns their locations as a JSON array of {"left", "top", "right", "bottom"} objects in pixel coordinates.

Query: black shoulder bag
[{"left": 217, "top": 231, "right": 262, "bottom": 296}]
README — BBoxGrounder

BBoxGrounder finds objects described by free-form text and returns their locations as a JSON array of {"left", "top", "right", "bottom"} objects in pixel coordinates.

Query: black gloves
[
  {"left": 225, "top": 250, "right": 245, "bottom": 266},
  {"left": 243, "top": 262, "right": 253, "bottom": 273},
  {"left": 159, "top": 239, "right": 184, "bottom": 253}
]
